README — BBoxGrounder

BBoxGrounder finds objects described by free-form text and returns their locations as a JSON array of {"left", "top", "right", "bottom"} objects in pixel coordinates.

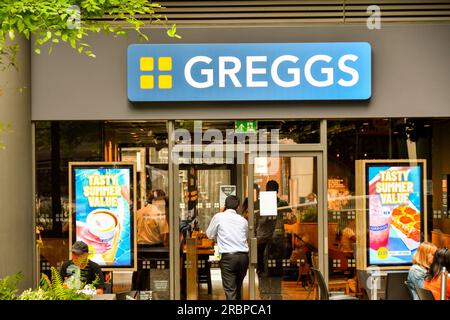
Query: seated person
[
  {"left": 424, "top": 247, "right": 450, "bottom": 300},
  {"left": 306, "top": 192, "right": 317, "bottom": 204},
  {"left": 61, "top": 241, "right": 105, "bottom": 294},
  {"left": 137, "top": 189, "right": 169, "bottom": 247},
  {"left": 407, "top": 241, "right": 436, "bottom": 299}
]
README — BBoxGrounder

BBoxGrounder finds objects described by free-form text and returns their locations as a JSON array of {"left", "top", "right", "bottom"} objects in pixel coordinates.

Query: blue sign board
[{"left": 127, "top": 42, "right": 371, "bottom": 102}]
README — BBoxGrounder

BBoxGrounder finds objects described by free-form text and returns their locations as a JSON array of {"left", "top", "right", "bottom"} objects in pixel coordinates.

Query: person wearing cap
[{"left": 61, "top": 241, "right": 105, "bottom": 294}]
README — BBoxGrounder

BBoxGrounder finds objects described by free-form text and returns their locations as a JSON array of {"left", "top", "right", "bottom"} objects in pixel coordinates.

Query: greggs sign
[{"left": 127, "top": 42, "right": 371, "bottom": 102}]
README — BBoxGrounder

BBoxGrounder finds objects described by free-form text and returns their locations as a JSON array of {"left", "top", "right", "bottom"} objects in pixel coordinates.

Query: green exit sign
[{"left": 235, "top": 120, "right": 258, "bottom": 133}]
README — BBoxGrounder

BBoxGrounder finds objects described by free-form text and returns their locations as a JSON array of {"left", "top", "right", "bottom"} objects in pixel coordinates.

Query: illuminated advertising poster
[
  {"left": 70, "top": 163, "right": 135, "bottom": 269},
  {"left": 367, "top": 163, "right": 424, "bottom": 266}
]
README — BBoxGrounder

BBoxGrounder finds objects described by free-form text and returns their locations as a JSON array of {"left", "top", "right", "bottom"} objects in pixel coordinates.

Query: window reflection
[{"left": 327, "top": 118, "right": 449, "bottom": 298}]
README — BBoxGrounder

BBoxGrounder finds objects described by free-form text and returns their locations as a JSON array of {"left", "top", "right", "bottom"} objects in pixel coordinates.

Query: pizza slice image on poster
[
  {"left": 367, "top": 165, "right": 422, "bottom": 266},
  {"left": 73, "top": 166, "right": 133, "bottom": 267}
]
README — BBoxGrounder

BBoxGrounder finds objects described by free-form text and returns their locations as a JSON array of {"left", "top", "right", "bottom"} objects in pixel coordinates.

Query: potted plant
[
  {"left": 300, "top": 206, "right": 318, "bottom": 222},
  {"left": 0, "top": 267, "right": 93, "bottom": 300},
  {"left": 0, "top": 272, "right": 23, "bottom": 300}
]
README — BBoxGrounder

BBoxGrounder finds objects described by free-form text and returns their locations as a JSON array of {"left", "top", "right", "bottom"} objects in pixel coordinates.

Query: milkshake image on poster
[
  {"left": 369, "top": 194, "right": 392, "bottom": 251},
  {"left": 75, "top": 168, "right": 132, "bottom": 267},
  {"left": 86, "top": 209, "right": 121, "bottom": 263}
]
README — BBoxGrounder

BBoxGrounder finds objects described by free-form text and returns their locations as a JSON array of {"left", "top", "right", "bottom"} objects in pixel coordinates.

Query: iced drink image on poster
[
  {"left": 74, "top": 167, "right": 133, "bottom": 267},
  {"left": 367, "top": 165, "right": 423, "bottom": 266}
]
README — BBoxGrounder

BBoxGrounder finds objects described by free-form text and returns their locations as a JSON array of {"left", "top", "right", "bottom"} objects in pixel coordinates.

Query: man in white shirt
[{"left": 206, "top": 195, "right": 249, "bottom": 300}]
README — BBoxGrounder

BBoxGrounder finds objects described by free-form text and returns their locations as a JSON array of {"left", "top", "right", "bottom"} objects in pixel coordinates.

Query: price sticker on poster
[
  {"left": 69, "top": 162, "right": 137, "bottom": 270},
  {"left": 366, "top": 161, "right": 426, "bottom": 266},
  {"left": 219, "top": 185, "right": 237, "bottom": 209}
]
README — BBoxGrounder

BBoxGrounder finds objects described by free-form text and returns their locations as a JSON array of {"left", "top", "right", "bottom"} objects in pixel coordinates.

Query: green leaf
[
  {"left": 167, "top": 24, "right": 181, "bottom": 39},
  {"left": 0, "top": 0, "right": 177, "bottom": 69},
  {"left": 0, "top": 272, "right": 23, "bottom": 300},
  {"left": 8, "top": 29, "right": 15, "bottom": 41},
  {"left": 40, "top": 36, "right": 49, "bottom": 45},
  {"left": 39, "top": 274, "right": 50, "bottom": 290},
  {"left": 139, "top": 33, "right": 149, "bottom": 41},
  {"left": 23, "top": 29, "right": 30, "bottom": 40},
  {"left": 34, "top": 48, "right": 41, "bottom": 54},
  {"left": 17, "top": 20, "right": 24, "bottom": 33},
  {"left": 86, "top": 50, "right": 96, "bottom": 58},
  {"left": 78, "top": 46, "right": 83, "bottom": 53}
]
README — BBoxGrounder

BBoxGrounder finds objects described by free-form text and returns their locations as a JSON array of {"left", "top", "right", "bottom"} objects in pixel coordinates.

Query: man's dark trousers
[{"left": 220, "top": 252, "right": 249, "bottom": 300}]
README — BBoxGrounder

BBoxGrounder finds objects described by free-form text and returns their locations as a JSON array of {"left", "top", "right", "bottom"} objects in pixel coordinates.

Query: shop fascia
[
  {"left": 171, "top": 127, "right": 279, "bottom": 166},
  {"left": 127, "top": 42, "right": 371, "bottom": 102}
]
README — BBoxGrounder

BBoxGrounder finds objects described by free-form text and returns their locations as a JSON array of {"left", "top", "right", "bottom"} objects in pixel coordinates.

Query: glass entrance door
[
  {"left": 248, "top": 152, "right": 326, "bottom": 300},
  {"left": 172, "top": 148, "right": 328, "bottom": 300},
  {"left": 173, "top": 152, "right": 249, "bottom": 300}
]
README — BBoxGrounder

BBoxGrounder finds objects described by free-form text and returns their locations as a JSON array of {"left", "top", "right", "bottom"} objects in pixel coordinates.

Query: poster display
[
  {"left": 70, "top": 162, "right": 136, "bottom": 270},
  {"left": 366, "top": 162, "right": 424, "bottom": 266},
  {"left": 328, "top": 177, "right": 351, "bottom": 211}
]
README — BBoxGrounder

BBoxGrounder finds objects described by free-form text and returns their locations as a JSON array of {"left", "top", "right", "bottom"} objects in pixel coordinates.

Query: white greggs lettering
[{"left": 184, "top": 54, "right": 359, "bottom": 89}]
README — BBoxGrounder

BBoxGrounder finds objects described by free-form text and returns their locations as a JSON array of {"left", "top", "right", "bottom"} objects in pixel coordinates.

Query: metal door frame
[
  {"left": 170, "top": 142, "right": 248, "bottom": 299},
  {"left": 169, "top": 120, "right": 328, "bottom": 300},
  {"left": 247, "top": 150, "right": 327, "bottom": 299}
]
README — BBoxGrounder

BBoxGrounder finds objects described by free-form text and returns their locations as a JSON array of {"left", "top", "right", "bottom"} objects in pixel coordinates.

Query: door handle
[{"left": 250, "top": 237, "right": 257, "bottom": 264}]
